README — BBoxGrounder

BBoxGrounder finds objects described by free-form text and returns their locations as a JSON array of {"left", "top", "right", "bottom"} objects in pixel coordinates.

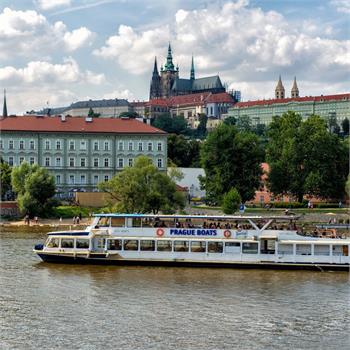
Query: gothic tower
[
  {"left": 291, "top": 76, "right": 299, "bottom": 98},
  {"left": 190, "top": 55, "right": 195, "bottom": 81},
  {"left": 2, "top": 89, "right": 8, "bottom": 117},
  {"left": 149, "top": 57, "right": 161, "bottom": 99},
  {"left": 275, "top": 75, "right": 285, "bottom": 99},
  {"left": 160, "top": 43, "right": 177, "bottom": 98}
]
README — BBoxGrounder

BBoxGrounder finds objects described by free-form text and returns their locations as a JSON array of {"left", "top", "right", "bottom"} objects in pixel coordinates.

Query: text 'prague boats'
[{"left": 34, "top": 214, "right": 350, "bottom": 271}]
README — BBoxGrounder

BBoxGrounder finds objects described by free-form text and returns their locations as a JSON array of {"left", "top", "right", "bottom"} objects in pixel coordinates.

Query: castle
[{"left": 150, "top": 44, "right": 225, "bottom": 99}]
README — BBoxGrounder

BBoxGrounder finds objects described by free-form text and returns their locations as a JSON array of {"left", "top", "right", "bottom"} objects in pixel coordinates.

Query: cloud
[
  {"left": 330, "top": 0, "right": 350, "bottom": 14},
  {"left": 102, "top": 89, "right": 136, "bottom": 100},
  {"left": 0, "top": 7, "right": 94, "bottom": 60},
  {"left": 35, "top": 0, "right": 71, "bottom": 10},
  {"left": 93, "top": 0, "right": 350, "bottom": 99}
]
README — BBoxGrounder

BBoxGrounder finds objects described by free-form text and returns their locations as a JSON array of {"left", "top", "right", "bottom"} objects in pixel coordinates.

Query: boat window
[
  {"left": 314, "top": 245, "right": 330, "bottom": 256},
  {"left": 76, "top": 239, "right": 89, "bottom": 249},
  {"left": 124, "top": 240, "right": 139, "bottom": 251},
  {"left": 61, "top": 239, "right": 74, "bottom": 248},
  {"left": 97, "top": 217, "right": 110, "bottom": 227},
  {"left": 111, "top": 217, "right": 124, "bottom": 227},
  {"left": 47, "top": 238, "right": 59, "bottom": 248},
  {"left": 132, "top": 218, "right": 142, "bottom": 227},
  {"left": 174, "top": 241, "right": 189, "bottom": 252},
  {"left": 107, "top": 239, "right": 122, "bottom": 251},
  {"left": 242, "top": 242, "right": 258, "bottom": 254},
  {"left": 140, "top": 240, "right": 155, "bottom": 251},
  {"left": 333, "top": 245, "right": 348, "bottom": 256},
  {"left": 277, "top": 244, "right": 293, "bottom": 255},
  {"left": 190, "top": 241, "right": 206, "bottom": 252},
  {"left": 225, "top": 242, "right": 240, "bottom": 254},
  {"left": 141, "top": 218, "right": 153, "bottom": 227},
  {"left": 156, "top": 240, "right": 172, "bottom": 252},
  {"left": 208, "top": 241, "right": 223, "bottom": 253},
  {"left": 296, "top": 244, "right": 311, "bottom": 255}
]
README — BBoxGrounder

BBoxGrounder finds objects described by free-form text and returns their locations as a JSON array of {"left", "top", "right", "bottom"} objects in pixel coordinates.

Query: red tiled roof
[
  {"left": 235, "top": 93, "right": 350, "bottom": 108},
  {"left": 0, "top": 115, "right": 166, "bottom": 134},
  {"left": 168, "top": 92, "right": 211, "bottom": 106},
  {"left": 205, "top": 92, "right": 235, "bottom": 103},
  {"left": 148, "top": 99, "right": 169, "bottom": 107}
]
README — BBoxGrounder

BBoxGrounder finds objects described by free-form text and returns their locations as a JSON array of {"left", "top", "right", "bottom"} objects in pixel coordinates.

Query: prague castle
[{"left": 150, "top": 44, "right": 225, "bottom": 99}]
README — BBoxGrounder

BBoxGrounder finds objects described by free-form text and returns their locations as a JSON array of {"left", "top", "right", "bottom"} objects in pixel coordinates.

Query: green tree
[
  {"left": 88, "top": 107, "right": 100, "bottom": 118},
  {"left": 119, "top": 111, "right": 139, "bottom": 119},
  {"left": 236, "top": 115, "right": 252, "bottom": 132},
  {"left": 153, "top": 113, "right": 188, "bottom": 134},
  {"left": 167, "top": 134, "right": 201, "bottom": 167},
  {"left": 223, "top": 116, "right": 236, "bottom": 126},
  {"left": 222, "top": 188, "right": 241, "bottom": 214},
  {"left": 342, "top": 118, "right": 349, "bottom": 135},
  {"left": 0, "top": 158, "right": 12, "bottom": 200},
  {"left": 266, "top": 112, "right": 349, "bottom": 202},
  {"left": 99, "top": 156, "right": 185, "bottom": 214},
  {"left": 11, "top": 162, "right": 57, "bottom": 216},
  {"left": 200, "top": 124, "right": 262, "bottom": 203},
  {"left": 196, "top": 113, "right": 208, "bottom": 138}
]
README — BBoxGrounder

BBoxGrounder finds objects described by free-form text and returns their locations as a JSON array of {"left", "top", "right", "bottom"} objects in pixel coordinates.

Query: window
[
  {"left": 56, "top": 175, "right": 61, "bottom": 184},
  {"left": 80, "top": 141, "right": 87, "bottom": 150},
  {"left": 8, "top": 157, "right": 14, "bottom": 166},
  {"left": 93, "top": 175, "right": 99, "bottom": 184},
  {"left": 111, "top": 217, "right": 124, "bottom": 227},
  {"left": 93, "top": 141, "right": 99, "bottom": 151},
  {"left": 9, "top": 140, "right": 14, "bottom": 150},
  {"left": 191, "top": 241, "right": 206, "bottom": 252},
  {"left": 45, "top": 140, "right": 50, "bottom": 150},
  {"left": 93, "top": 158, "right": 99, "bottom": 167},
  {"left": 225, "top": 242, "right": 241, "bottom": 254},
  {"left": 104, "top": 141, "right": 109, "bottom": 151},
  {"left": 69, "top": 158, "right": 75, "bottom": 167},
  {"left": 242, "top": 243, "right": 258, "bottom": 254},
  {"left": 156, "top": 240, "right": 172, "bottom": 252},
  {"left": 0, "top": 140, "right": 3, "bottom": 149},
  {"left": 208, "top": 242, "right": 223, "bottom": 253},
  {"left": 128, "top": 158, "right": 133, "bottom": 167},
  {"left": 80, "top": 175, "right": 86, "bottom": 184},
  {"left": 104, "top": 175, "right": 109, "bottom": 182},
  {"left": 104, "top": 158, "right": 109, "bottom": 167},
  {"left": 19, "top": 157, "right": 24, "bottom": 164},
  {"left": 128, "top": 142, "right": 133, "bottom": 151},
  {"left": 69, "top": 140, "right": 75, "bottom": 150},
  {"left": 80, "top": 158, "right": 86, "bottom": 167},
  {"left": 61, "top": 239, "right": 74, "bottom": 248},
  {"left": 118, "top": 141, "right": 124, "bottom": 151},
  {"left": 47, "top": 238, "right": 59, "bottom": 248},
  {"left": 76, "top": 239, "right": 89, "bottom": 249},
  {"left": 19, "top": 140, "right": 24, "bottom": 150},
  {"left": 30, "top": 140, "right": 35, "bottom": 150},
  {"left": 147, "top": 142, "right": 153, "bottom": 151},
  {"left": 157, "top": 142, "right": 162, "bottom": 151},
  {"left": 55, "top": 157, "right": 61, "bottom": 167},
  {"left": 69, "top": 175, "right": 75, "bottom": 184},
  {"left": 174, "top": 241, "right": 189, "bottom": 252},
  {"left": 29, "top": 157, "right": 35, "bottom": 165},
  {"left": 56, "top": 140, "right": 61, "bottom": 150},
  {"left": 140, "top": 240, "right": 155, "bottom": 251},
  {"left": 45, "top": 157, "right": 50, "bottom": 166},
  {"left": 157, "top": 158, "right": 163, "bottom": 168},
  {"left": 107, "top": 239, "right": 122, "bottom": 251},
  {"left": 118, "top": 158, "right": 124, "bottom": 168},
  {"left": 138, "top": 142, "right": 143, "bottom": 151},
  {"left": 124, "top": 240, "right": 139, "bottom": 251}
]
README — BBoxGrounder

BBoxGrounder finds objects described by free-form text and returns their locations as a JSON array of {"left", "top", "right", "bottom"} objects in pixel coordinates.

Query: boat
[{"left": 33, "top": 213, "right": 350, "bottom": 271}]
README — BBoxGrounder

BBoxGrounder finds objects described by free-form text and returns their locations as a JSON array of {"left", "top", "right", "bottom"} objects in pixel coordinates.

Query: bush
[
  {"left": 51, "top": 206, "right": 95, "bottom": 219},
  {"left": 222, "top": 188, "right": 241, "bottom": 214}
]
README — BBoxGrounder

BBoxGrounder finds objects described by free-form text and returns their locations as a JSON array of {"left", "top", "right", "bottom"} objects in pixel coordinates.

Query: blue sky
[{"left": 0, "top": 0, "right": 349, "bottom": 113}]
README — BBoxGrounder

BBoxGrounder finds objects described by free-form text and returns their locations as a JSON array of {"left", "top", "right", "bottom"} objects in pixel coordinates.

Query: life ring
[
  {"left": 224, "top": 230, "right": 231, "bottom": 238},
  {"left": 156, "top": 228, "right": 165, "bottom": 237}
]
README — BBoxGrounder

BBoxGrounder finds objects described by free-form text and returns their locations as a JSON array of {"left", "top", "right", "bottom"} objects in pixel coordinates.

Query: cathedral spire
[
  {"left": 291, "top": 76, "right": 299, "bottom": 98},
  {"left": 190, "top": 55, "right": 195, "bottom": 80},
  {"left": 275, "top": 75, "right": 285, "bottom": 99},
  {"left": 164, "top": 42, "right": 175, "bottom": 71},
  {"left": 152, "top": 57, "right": 159, "bottom": 76},
  {"left": 3, "top": 89, "right": 8, "bottom": 117}
]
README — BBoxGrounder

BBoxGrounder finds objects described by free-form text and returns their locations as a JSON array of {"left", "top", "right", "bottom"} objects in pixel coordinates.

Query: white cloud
[
  {"left": 102, "top": 89, "right": 136, "bottom": 100},
  {"left": 0, "top": 7, "right": 94, "bottom": 60},
  {"left": 35, "top": 0, "right": 71, "bottom": 11},
  {"left": 330, "top": 0, "right": 350, "bottom": 14},
  {"left": 93, "top": 0, "right": 350, "bottom": 99}
]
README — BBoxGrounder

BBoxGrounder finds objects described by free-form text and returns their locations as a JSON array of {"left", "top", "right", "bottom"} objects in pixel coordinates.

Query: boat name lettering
[{"left": 170, "top": 229, "right": 217, "bottom": 236}]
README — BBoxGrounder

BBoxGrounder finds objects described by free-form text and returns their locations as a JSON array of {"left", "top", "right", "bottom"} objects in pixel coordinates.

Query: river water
[{"left": 0, "top": 230, "right": 349, "bottom": 350}]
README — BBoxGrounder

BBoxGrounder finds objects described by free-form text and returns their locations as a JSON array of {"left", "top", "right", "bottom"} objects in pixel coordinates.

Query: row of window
[
  {"left": 57, "top": 174, "right": 110, "bottom": 185},
  {"left": 0, "top": 139, "right": 164, "bottom": 152},
  {"left": 5, "top": 156, "right": 164, "bottom": 169}
]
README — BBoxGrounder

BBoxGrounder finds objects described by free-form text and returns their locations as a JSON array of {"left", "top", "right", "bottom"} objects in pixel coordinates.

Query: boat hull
[{"left": 36, "top": 253, "right": 350, "bottom": 271}]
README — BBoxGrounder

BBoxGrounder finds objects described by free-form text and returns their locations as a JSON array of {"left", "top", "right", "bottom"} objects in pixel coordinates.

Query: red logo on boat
[
  {"left": 156, "top": 228, "right": 165, "bottom": 237},
  {"left": 224, "top": 230, "right": 231, "bottom": 238}
]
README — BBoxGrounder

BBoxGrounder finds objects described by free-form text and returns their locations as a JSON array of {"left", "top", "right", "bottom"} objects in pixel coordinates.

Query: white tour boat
[{"left": 34, "top": 213, "right": 350, "bottom": 271}]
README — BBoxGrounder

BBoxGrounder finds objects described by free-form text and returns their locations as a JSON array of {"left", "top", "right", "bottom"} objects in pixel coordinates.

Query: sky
[{"left": 0, "top": 0, "right": 349, "bottom": 114}]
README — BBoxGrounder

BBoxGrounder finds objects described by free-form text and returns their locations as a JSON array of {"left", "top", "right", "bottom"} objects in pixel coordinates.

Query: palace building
[{"left": 150, "top": 44, "right": 225, "bottom": 99}]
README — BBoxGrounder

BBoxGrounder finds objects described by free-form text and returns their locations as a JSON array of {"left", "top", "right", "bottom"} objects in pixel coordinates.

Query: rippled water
[{"left": 0, "top": 230, "right": 349, "bottom": 350}]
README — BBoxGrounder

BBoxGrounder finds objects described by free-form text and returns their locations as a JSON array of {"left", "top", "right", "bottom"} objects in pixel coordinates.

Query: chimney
[
  {"left": 85, "top": 116, "right": 93, "bottom": 122},
  {"left": 61, "top": 115, "right": 66, "bottom": 122}
]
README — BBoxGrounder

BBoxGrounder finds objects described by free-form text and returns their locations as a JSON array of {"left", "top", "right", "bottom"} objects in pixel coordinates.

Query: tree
[
  {"left": 88, "top": 107, "right": 100, "bottom": 118},
  {"left": 99, "top": 156, "right": 185, "bottom": 214},
  {"left": 0, "top": 158, "right": 12, "bottom": 200},
  {"left": 266, "top": 112, "right": 349, "bottom": 202},
  {"left": 167, "top": 134, "right": 201, "bottom": 167},
  {"left": 196, "top": 113, "right": 208, "bottom": 138},
  {"left": 200, "top": 124, "right": 262, "bottom": 203},
  {"left": 342, "top": 118, "right": 349, "bottom": 135},
  {"left": 119, "top": 111, "right": 139, "bottom": 119},
  {"left": 236, "top": 115, "right": 252, "bottom": 132},
  {"left": 152, "top": 113, "right": 188, "bottom": 134},
  {"left": 222, "top": 188, "right": 241, "bottom": 214},
  {"left": 11, "top": 162, "right": 57, "bottom": 216},
  {"left": 223, "top": 116, "right": 236, "bottom": 126}
]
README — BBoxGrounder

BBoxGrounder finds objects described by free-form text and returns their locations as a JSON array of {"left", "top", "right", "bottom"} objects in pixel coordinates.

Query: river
[{"left": 0, "top": 230, "right": 349, "bottom": 350}]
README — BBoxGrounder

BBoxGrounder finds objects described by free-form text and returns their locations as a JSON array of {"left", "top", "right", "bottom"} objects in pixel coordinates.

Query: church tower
[
  {"left": 149, "top": 57, "right": 161, "bottom": 99},
  {"left": 160, "top": 43, "right": 177, "bottom": 98},
  {"left": 2, "top": 89, "right": 8, "bottom": 117},
  {"left": 275, "top": 75, "right": 285, "bottom": 99},
  {"left": 190, "top": 55, "right": 195, "bottom": 81},
  {"left": 291, "top": 76, "right": 299, "bottom": 98}
]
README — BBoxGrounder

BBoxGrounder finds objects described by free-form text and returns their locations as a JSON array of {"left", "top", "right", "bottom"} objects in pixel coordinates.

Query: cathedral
[{"left": 150, "top": 44, "right": 225, "bottom": 99}]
